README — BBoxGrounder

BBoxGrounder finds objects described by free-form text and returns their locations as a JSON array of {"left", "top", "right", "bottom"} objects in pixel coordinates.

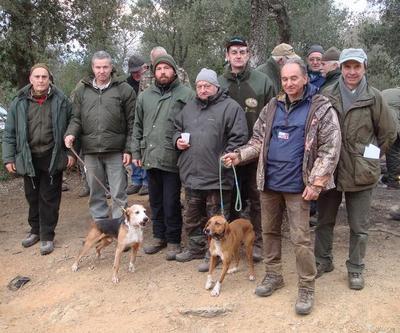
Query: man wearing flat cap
[
  {"left": 319, "top": 47, "right": 341, "bottom": 94},
  {"left": 306, "top": 44, "right": 325, "bottom": 89},
  {"left": 217, "top": 36, "right": 274, "bottom": 267},
  {"left": 132, "top": 54, "right": 194, "bottom": 261},
  {"left": 3, "top": 63, "right": 75, "bottom": 255},
  {"left": 173, "top": 68, "right": 248, "bottom": 264},
  {"left": 314, "top": 48, "right": 397, "bottom": 290},
  {"left": 257, "top": 43, "right": 300, "bottom": 95}
]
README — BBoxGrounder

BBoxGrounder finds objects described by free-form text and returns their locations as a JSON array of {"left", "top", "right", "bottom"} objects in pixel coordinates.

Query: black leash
[{"left": 69, "top": 146, "right": 127, "bottom": 214}]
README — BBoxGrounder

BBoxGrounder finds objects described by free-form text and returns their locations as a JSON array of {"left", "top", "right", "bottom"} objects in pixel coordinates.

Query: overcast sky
[{"left": 335, "top": 0, "right": 369, "bottom": 13}]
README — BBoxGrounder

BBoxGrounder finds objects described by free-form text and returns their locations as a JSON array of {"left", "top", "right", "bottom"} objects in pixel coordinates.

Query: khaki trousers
[{"left": 261, "top": 189, "right": 316, "bottom": 290}]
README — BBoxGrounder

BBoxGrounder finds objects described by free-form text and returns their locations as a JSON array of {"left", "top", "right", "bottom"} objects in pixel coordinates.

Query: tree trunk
[
  {"left": 267, "top": 0, "right": 291, "bottom": 44},
  {"left": 249, "top": 0, "right": 269, "bottom": 68}
]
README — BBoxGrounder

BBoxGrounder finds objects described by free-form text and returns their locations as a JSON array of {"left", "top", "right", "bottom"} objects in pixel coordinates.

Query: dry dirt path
[{"left": 0, "top": 174, "right": 399, "bottom": 333}]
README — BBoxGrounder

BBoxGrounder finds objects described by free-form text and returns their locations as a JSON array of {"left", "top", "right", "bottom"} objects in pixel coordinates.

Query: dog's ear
[
  {"left": 204, "top": 218, "right": 211, "bottom": 232},
  {"left": 223, "top": 219, "right": 230, "bottom": 236},
  {"left": 124, "top": 207, "right": 131, "bottom": 222}
]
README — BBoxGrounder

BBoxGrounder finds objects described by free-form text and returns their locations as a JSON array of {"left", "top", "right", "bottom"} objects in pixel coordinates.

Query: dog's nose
[
  {"left": 204, "top": 228, "right": 210, "bottom": 236},
  {"left": 143, "top": 216, "right": 149, "bottom": 222}
]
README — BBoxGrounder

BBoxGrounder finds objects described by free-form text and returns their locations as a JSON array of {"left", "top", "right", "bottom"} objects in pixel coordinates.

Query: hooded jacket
[
  {"left": 173, "top": 89, "right": 248, "bottom": 190},
  {"left": 2, "top": 84, "right": 72, "bottom": 177}
]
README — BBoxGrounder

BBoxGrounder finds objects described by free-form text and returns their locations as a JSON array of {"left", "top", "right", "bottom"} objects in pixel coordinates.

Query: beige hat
[{"left": 271, "top": 43, "right": 298, "bottom": 58}]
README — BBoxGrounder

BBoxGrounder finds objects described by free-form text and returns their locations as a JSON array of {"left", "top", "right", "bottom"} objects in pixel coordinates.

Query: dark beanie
[
  {"left": 322, "top": 47, "right": 341, "bottom": 61},
  {"left": 307, "top": 44, "right": 324, "bottom": 57},
  {"left": 153, "top": 55, "right": 178, "bottom": 74}
]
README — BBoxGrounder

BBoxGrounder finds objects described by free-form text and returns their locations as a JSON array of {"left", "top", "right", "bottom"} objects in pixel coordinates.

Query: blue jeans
[
  {"left": 131, "top": 163, "right": 148, "bottom": 186},
  {"left": 147, "top": 168, "right": 182, "bottom": 244},
  {"left": 84, "top": 153, "right": 128, "bottom": 219}
]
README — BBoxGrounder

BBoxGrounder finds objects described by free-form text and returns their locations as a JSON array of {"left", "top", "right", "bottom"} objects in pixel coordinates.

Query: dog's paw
[
  {"left": 128, "top": 263, "right": 135, "bottom": 272},
  {"left": 210, "top": 282, "right": 221, "bottom": 297},
  {"left": 248, "top": 274, "right": 256, "bottom": 281},
  {"left": 112, "top": 275, "right": 119, "bottom": 284},
  {"left": 205, "top": 275, "right": 214, "bottom": 290},
  {"left": 227, "top": 266, "right": 239, "bottom": 274},
  {"left": 71, "top": 263, "right": 79, "bottom": 272}
]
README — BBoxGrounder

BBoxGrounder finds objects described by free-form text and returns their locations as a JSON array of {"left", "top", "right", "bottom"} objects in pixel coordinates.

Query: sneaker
[
  {"left": 198, "top": 256, "right": 222, "bottom": 272},
  {"left": 254, "top": 273, "right": 284, "bottom": 297},
  {"left": 40, "top": 241, "right": 54, "bottom": 255},
  {"left": 316, "top": 262, "right": 334, "bottom": 278},
  {"left": 78, "top": 186, "right": 90, "bottom": 197},
  {"left": 389, "top": 210, "right": 400, "bottom": 221},
  {"left": 138, "top": 185, "right": 149, "bottom": 196},
  {"left": 252, "top": 246, "right": 263, "bottom": 263},
  {"left": 175, "top": 250, "right": 205, "bottom": 262},
  {"left": 62, "top": 182, "right": 69, "bottom": 192},
  {"left": 143, "top": 238, "right": 167, "bottom": 254},
  {"left": 348, "top": 272, "right": 364, "bottom": 290},
  {"left": 165, "top": 243, "right": 181, "bottom": 261},
  {"left": 21, "top": 233, "right": 40, "bottom": 248},
  {"left": 295, "top": 288, "right": 314, "bottom": 315},
  {"left": 127, "top": 184, "right": 141, "bottom": 195}
]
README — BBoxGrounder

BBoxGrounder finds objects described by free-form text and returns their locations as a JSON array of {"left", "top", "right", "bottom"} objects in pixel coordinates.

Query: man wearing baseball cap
[
  {"left": 173, "top": 68, "right": 248, "bottom": 264},
  {"left": 257, "top": 43, "right": 299, "bottom": 95},
  {"left": 216, "top": 36, "right": 274, "bottom": 268},
  {"left": 132, "top": 54, "right": 195, "bottom": 261},
  {"left": 314, "top": 48, "right": 397, "bottom": 290}
]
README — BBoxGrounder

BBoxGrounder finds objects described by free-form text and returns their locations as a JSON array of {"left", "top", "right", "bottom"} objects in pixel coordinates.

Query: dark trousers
[
  {"left": 184, "top": 188, "right": 231, "bottom": 255},
  {"left": 147, "top": 168, "right": 182, "bottom": 244},
  {"left": 230, "top": 161, "right": 262, "bottom": 248},
  {"left": 386, "top": 136, "right": 400, "bottom": 182},
  {"left": 24, "top": 152, "right": 63, "bottom": 241},
  {"left": 315, "top": 188, "right": 373, "bottom": 273}
]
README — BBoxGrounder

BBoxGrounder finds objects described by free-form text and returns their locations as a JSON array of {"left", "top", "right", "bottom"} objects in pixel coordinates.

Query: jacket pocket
[
  {"left": 161, "top": 146, "right": 178, "bottom": 168},
  {"left": 354, "top": 156, "right": 380, "bottom": 185}
]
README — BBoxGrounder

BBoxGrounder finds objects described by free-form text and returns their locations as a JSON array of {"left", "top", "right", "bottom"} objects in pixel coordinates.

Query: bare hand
[
  {"left": 222, "top": 152, "right": 240, "bottom": 167},
  {"left": 67, "top": 156, "right": 76, "bottom": 168},
  {"left": 302, "top": 185, "right": 321, "bottom": 201},
  {"left": 133, "top": 159, "right": 142, "bottom": 167},
  {"left": 176, "top": 138, "right": 190, "bottom": 150},
  {"left": 123, "top": 153, "right": 132, "bottom": 167},
  {"left": 64, "top": 135, "right": 75, "bottom": 148},
  {"left": 5, "top": 163, "right": 16, "bottom": 174}
]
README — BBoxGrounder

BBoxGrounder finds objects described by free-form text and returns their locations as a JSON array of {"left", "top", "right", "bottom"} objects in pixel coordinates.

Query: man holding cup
[{"left": 173, "top": 68, "right": 248, "bottom": 264}]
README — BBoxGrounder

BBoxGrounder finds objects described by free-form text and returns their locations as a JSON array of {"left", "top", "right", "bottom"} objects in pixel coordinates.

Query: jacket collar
[
  {"left": 223, "top": 62, "right": 251, "bottom": 81},
  {"left": 195, "top": 88, "right": 225, "bottom": 109}
]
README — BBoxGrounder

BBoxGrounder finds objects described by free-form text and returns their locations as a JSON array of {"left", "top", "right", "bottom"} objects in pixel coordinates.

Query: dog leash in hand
[
  {"left": 69, "top": 146, "right": 127, "bottom": 214},
  {"left": 219, "top": 156, "right": 242, "bottom": 216}
]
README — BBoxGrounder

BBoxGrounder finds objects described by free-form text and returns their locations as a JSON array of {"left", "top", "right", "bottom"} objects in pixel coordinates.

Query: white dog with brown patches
[
  {"left": 204, "top": 215, "right": 256, "bottom": 296},
  {"left": 71, "top": 204, "right": 149, "bottom": 283}
]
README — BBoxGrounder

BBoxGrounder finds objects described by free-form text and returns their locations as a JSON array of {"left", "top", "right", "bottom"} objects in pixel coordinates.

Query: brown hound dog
[
  {"left": 204, "top": 215, "right": 256, "bottom": 296},
  {"left": 71, "top": 204, "right": 149, "bottom": 283}
]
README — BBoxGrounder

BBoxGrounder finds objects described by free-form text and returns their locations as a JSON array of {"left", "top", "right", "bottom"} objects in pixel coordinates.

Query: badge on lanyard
[{"left": 278, "top": 131, "right": 289, "bottom": 140}]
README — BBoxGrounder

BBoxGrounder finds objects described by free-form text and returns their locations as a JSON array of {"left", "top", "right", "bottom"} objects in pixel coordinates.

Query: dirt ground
[{"left": 0, "top": 171, "right": 399, "bottom": 333}]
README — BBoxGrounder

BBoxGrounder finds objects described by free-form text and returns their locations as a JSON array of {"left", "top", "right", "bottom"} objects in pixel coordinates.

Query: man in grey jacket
[
  {"left": 65, "top": 51, "right": 135, "bottom": 220},
  {"left": 173, "top": 68, "right": 248, "bottom": 264}
]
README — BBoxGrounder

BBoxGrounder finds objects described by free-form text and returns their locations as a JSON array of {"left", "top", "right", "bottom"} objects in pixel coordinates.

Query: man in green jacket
[
  {"left": 132, "top": 54, "right": 194, "bottom": 261},
  {"left": 256, "top": 43, "right": 299, "bottom": 96},
  {"left": 65, "top": 51, "right": 135, "bottom": 220},
  {"left": 315, "top": 49, "right": 397, "bottom": 290},
  {"left": 319, "top": 47, "right": 341, "bottom": 94},
  {"left": 217, "top": 36, "right": 274, "bottom": 265},
  {"left": 3, "top": 63, "right": 75, "bottom": 255}
]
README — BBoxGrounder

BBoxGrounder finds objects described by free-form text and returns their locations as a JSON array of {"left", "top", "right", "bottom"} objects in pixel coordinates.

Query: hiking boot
[
  {"left": 127, "top": 184, "right": 141, "bottom": 195},
  {"left": 295, "top": 288, "right": 314, "bottom": 315},
  {"left": 252, "top": 246, "right": 263, "bottom": 263},
  {"left": 165, "top": 243, "right": 182, "bottom": 261},
  {"left": 198, "top": 256, "right": 221, "bottom": 272},
  {"left": 254, "top": 273, "right": 284, "bottom": 297},
  {"left": 78, "top": 186, "right": 90, "bottom": 197},
  {"left": 175, "top": 250, "right": 204, "bottom": 262},
  {"left": 22, "top": 233, "right": 40, "bottom": 248},
  {"left": 348, "top": 272, "right": 364, "bottom": 290},
  {"left": 143, "top": 238, "right": 167, "bottom": 254},
  {"left": 316, "top": 261, "right": 334, "bottom": 278},
  {"left": 138, "top": 185, "right": 149, "bottom": 196},
  {"left": 40, "top": 241, "right": 54, "bottom": 255}
]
